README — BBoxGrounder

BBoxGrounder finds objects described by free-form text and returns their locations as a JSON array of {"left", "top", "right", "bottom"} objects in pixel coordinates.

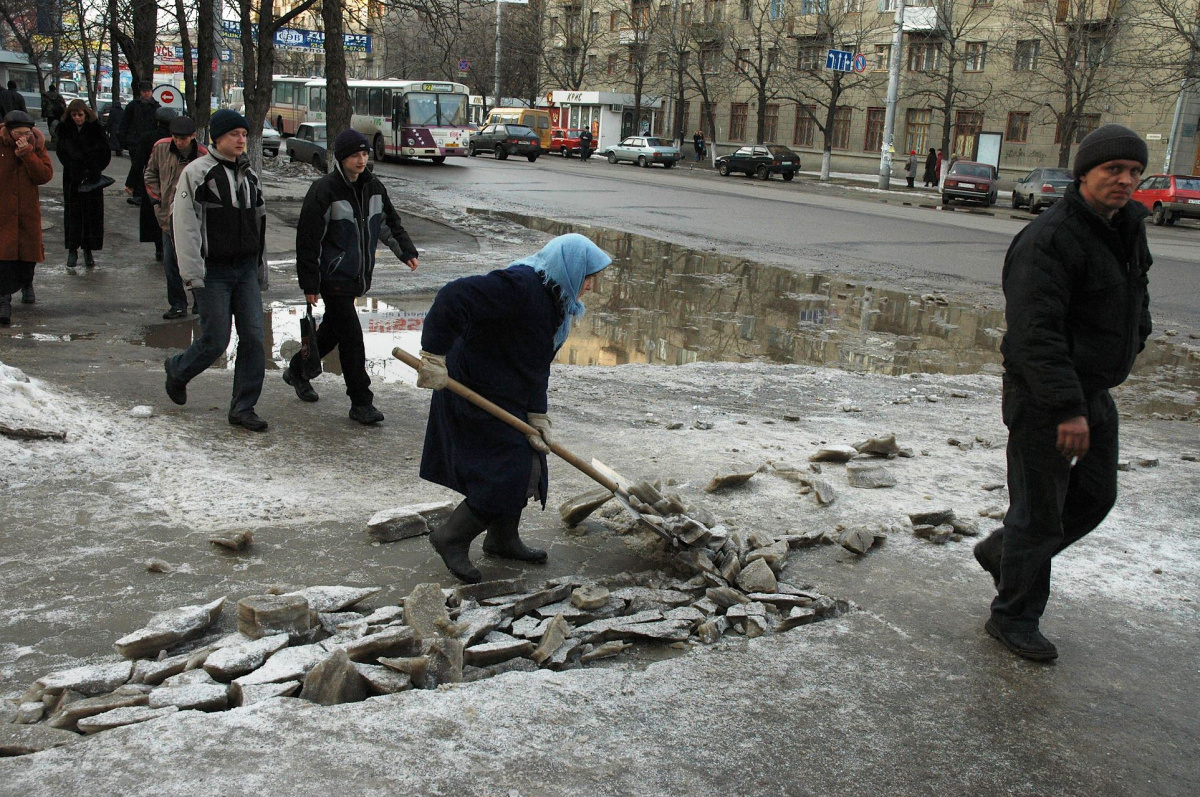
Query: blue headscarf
[{"left": 508, "top": 233, "right": 612, "bottom": 348}]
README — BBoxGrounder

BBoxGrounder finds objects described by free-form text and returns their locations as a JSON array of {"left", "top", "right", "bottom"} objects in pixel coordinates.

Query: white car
[{"left": 262, "top": 119, "right": 281, "bottom": 157}]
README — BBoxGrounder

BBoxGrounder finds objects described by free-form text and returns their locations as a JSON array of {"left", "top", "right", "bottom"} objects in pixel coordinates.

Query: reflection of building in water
[{"left": 547, "top": 219, "right": 1008, "bottom": 377}]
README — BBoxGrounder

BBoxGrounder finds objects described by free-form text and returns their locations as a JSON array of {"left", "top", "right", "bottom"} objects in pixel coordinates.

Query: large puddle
[{"left": 126, "top": 214, "right": 1199, "bottom": 419}]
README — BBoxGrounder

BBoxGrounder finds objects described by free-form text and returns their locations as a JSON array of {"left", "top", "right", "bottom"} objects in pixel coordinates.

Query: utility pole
[{"left": 878, "top": 0, "right": 906, "bottom": 190}]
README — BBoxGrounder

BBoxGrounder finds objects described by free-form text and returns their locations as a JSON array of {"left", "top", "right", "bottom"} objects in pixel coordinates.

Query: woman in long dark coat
[
  {"left": 134, "top": 108, "right": 174, "bottom": 259},
  {"left": 923, "top": 147, "right": 937, "bottom": 187},
  {"left": 56, "top": 99, "right": 110, "bottom": 269},
  {"left": 416, "top": 233, "right": 612, "bottom": 583}
]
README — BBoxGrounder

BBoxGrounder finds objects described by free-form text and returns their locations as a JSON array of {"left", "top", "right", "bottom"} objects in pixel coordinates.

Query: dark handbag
[
  {"left": 77, "top": 175, "right": 116, "bottom": 193},
  {"left": 299, "top": 302, "right": 323, "bottom": 380}
]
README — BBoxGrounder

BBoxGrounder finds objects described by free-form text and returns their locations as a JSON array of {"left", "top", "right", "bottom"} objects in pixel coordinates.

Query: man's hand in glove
[
  {"left": 416, "top": 351, "right": 448, "bottom": 389},
  {"left": 527, "top": 413, "right": 553, "bottom": 454}
]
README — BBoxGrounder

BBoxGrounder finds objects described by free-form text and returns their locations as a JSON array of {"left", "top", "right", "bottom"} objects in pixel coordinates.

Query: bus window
[
  {"left": 273, "top": 82, "right": 294, "bottom": 105},
  {"left": 368, "top": 88, "right": 383, "bottom": 117},
  {"left": 308, "top": 87, "right": 325, "bottom": 114},
  {"left": 407, "top": 93, "right": 438, "bottom": 126},
  {"left": 382, "top": 89, "right": 392, "bottom": 120},
  {"left": 437, "top": 93, "right": 467, "bottom": 126},
  {"left": 354, "top": 88, "right": 369, "bottom": 116}
]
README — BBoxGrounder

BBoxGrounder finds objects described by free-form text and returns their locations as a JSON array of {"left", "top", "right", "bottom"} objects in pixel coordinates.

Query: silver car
[
  {"left": 602, "top": 136, "right": 682, "bottom": 168},
  {"left": 1011, "top": 168, "right": 1073, "bottom": 213}
]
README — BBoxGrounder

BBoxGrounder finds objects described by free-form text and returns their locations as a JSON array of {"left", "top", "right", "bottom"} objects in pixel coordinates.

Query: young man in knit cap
[
  {"left": 282, "top": 128, "right": 420, "bottom": 424},
  {"left": 973, "top": 124, "right": 1152, "bottom": 662},
  {"left": 144, "top": 114, "right": 206, "bottom": 319},
  {"left": 163, "top": 109, "right": 270, "bottom": 432}
]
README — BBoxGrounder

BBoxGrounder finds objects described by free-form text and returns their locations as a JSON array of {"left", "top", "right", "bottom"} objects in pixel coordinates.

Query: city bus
[
  {"left": 304, "top": 78, "right": 471, "bottom": 163},
  {"left": 265, "top": 75, "right": 313, "bottom": 135}
]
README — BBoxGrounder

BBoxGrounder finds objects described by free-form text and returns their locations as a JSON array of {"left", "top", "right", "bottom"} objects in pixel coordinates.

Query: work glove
[
  {"left": 416, "top": 350, "right": 448, "bottom": 390},
  {"left": 527, "top": 413, "right": 553, "bottom": 455}
]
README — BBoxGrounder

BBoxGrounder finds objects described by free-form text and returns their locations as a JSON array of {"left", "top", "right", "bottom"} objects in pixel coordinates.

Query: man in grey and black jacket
[
  {"left": 163, "top": 109, "right": 270, "bottom": 432},
  {"left": 282, "top": 128, "right": 420, "bottom": 424},
  {"left": 973, "top": 124, "right": 1152, "bottom": 662}
]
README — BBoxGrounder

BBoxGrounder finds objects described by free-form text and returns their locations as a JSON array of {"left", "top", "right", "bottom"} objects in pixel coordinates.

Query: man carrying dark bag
[
  {"left": 282, "top": 129, "right": 420, "bottom": 425},
  {"left": 973, "top": 125, "right": 1152, "bottom": 662}
]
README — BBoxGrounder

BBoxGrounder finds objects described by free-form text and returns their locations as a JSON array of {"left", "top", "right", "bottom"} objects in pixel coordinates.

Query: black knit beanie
[
  {"left": 1073, "top": 124, "right": 1148, "bottom": 178},
  {"left": 333, "top": 128, "right": 369, "bottom": 162},
  {"left": 209, "top": 109, "right": 249, "bottom": 143}
]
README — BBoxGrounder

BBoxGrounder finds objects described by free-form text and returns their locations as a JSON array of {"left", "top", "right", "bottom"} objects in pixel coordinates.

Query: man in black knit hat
[{"left": 973, "top": 124, "right": 1152, "bottom": 662}]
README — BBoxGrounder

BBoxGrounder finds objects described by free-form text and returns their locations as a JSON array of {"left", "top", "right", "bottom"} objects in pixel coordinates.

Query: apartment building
[{"left": 542, "top": 0, "right": 1200, "bottom": 176}]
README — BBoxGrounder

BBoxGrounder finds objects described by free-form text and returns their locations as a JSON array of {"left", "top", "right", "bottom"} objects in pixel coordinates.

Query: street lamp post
[{"left": 878, "top": 0, "right": 906, "bottom": 190}]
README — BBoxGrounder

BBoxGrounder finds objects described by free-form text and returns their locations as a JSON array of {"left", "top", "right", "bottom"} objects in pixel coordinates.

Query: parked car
[
  {"left": 942, "top": 160, "right": 998, "bottom": 206},
  {"left": 1131, "top": 174, "right": 1200, "bottom": 226},
  {"left": 261, "top": 118, "right": 281, "bottom": 158},
  {"left": 715, "top": 145, "right": 800, "bottom": 181},
  {"left": 286, "top": 122, "right": 328, "bottom": 171},
  {"left": 602, "top": 136, "right": 682, "bottom": 168},
  {"left": 468, "top": 123, "right": 542, "bottom": 161},
  {"left": 1011, "top": 167, "right": 1073, "bottom": 213},
  {"left": 550, "top": 128, "right": 591, "bottom": 157}
]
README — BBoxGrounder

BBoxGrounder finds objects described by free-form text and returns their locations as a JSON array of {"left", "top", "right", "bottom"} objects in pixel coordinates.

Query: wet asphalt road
[{"left": 372, "top": 153, "right": 1200, "bottom": 333}]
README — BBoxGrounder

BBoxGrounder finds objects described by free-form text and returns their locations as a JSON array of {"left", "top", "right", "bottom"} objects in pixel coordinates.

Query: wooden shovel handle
[{"left": 392, "top": 347, "right": 619, "bottom": 493}]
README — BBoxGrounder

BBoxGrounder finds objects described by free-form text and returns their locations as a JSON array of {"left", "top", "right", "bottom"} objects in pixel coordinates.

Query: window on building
[
  {"left": 831, "top": 106, "right": 852, "bottom": 149},
  {"left": 704, "top": 0, "right": 725, "bottom": 23},
  {"left": 770, "top": 0, "right": 784, "bottom": 18},
  {"left": 864, "top": 107, "right": 885, "bottom": 152},
  {"left": 841, "top": 0, "right": 862, "bottom": 11},
  {"left": 608, "top": 53, "right": 618, "bottom": 74},
  {"left": 904, "top": 107, "right": 932, "bottom": 154},
  {"left": 763, "top": 103, "right": 779, "bottom": 142},
  {"left": 590, "top": 11, "right": 600, "bottom": 32},
  {"left": 801, "top": 0, "right": 826, "bottom": 12},
  {"left": 741, "top": 0, "right": 752, "bottom": 18},
  {"left": 1014, "top": 39, "right": 1039, "bottom": 71},
  {"left": 953, "top": 110, "right": 983, "bottom": 157},
  {"left": 737, "top": 48, "right": 751, "bottom": 72},
  {"left": 1077, "top": 35, "right": 1110, "bottom": 70},
  {"left": 798, "top": 44, "right": 823, "bottom": 71},
  {"left": 700, "top": 42, "right": 720, "bottom": 74},
  {"left": 1005, "top": 111, "right": 1030, "bottom": 143},
  {"left": 730, "top": 102, "right": 748, "bottom": 140},
  {"left": 588, "top": 53, "right": 598, "bottom": 71},
  {"left": 659, "top": 3, "right": 672, "bottom": 23},
  {"left": 657, "top": 50, "right": 669, "bottom": 68},
  {"left": 633, "top": 0, "right": 651, "bottom": 25},
  {"left": 682, "top": 3, "right": 693, "bottom": 24},
  {"left": 907, "top": 41, "right": 941, "bottom": 72},
  {"left": 794, "top": 104, "right": 816, "bottom": 147},
  {"left": 965, "top": 42, "right": 986, "bottom": 72},
  {"left": 1055, "top": 113, "right": 1100, "bottom": 144},
  {"left": 972, "top": 0, "right": 993, "bottom": 5},
  {"left": 610, "top": 10, "right": 619, "bottom": 30},
  {"left": 874, "top": 44, "right": 891, "bottom": 71}
]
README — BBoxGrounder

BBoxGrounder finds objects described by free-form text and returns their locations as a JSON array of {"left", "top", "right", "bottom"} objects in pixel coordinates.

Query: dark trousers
[
  {"left": 168, "top": 256, "right": 265, "bottom": 415},
  {"left": 288, "top": 294, "right": 372, "bottom": 406},
  {"left": 162, "top": 230, "right": 188, "bottom": 312},
  {"left": 979, "top": 387, "right": 1119, "bottom": 631}
]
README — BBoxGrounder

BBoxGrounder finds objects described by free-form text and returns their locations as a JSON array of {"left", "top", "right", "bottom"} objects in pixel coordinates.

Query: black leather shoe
[
  {"left": 162, "top": 307, "right": 187, "bottom": 320},
  {"left": 973, "top": 537, "right": 1001, "bottom": 589},
  {"left": 163, "top": 358, "right": 186, "bottom": 405},
  {"left": 21, "top": 284, "right": 34, "bottom": 304},
  {"left": 482, "top": 514, "right": 548, "bottom": 563},
  {"left": 349, "top": 404, "right": 384, "bottom": 424},
  {"left": 228, "top": 411, "right": 268, "bottom": 432},
  {"left": 985, "top": 619, "right": 1058, "bottom": 662},
  {"left": 429, "top": 502, "right": 487, "bottom": 583},
  {"left": 283, "top": 368, "right": 319, "bottom": 402}
]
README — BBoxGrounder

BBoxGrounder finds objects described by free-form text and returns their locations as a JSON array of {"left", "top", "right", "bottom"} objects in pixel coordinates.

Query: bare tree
[
  {"left": 112, "top": 0, "right": 156, "bottom": 87},
  {"left": 611, "top": 0, "right": 661, "bottom": 135},
  {"left": 0, "top": 0, "right": 51, "bottom": 92},
  {"left": 720, "top": 0, "right": 790, "bottom": 144},
  {"left": 540, "top": 0, "right": 605, "bottom": 91},
  {"left": 684, "top": 10, "right": 741, "bottom": 161},
  {"left": 322, "top": 0, "right": 352, "bottom": 165},
  {"left": 997, "top": 0, "right": 1149, "bottom": 168},
  {"left": 780, "top": 1, "right": 889, "bottom": 179}
]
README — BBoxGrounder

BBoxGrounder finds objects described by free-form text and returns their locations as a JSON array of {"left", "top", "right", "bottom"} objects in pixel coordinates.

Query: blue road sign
[{"left": 825, "top": 49, "right": 855, "bottom": 72}]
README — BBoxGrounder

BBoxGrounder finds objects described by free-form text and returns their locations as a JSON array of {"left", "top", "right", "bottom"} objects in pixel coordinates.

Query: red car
[
  {"left": 1131, "top": 174, "right": 1200, "bottom": 226},
  {"left": 550, "top": 128, "right": 591, "bottom": 157}
]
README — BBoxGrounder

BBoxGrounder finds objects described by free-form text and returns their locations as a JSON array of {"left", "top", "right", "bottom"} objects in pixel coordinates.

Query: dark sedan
[
  {"left": 715, "top": 145, "right": 800, "bottom": 180},
  {"left": 286, "top": 123, "right": 328, "bottom": 172},
  {"left": 468, "top": 123, "right": 541, "bottom": 162}
]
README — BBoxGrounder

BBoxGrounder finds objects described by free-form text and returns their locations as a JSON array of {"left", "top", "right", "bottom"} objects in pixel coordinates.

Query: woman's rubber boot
[
  {"left": 83, "top": 249, "right": 96, "bottom": 268},
  {"left": 0, "top": 295, "right": 11, "bottom": 326},
  {"left": 66, "top": 250, "right": 78, "bottom": 269},
  {"left": 482, "top": 513, "right": 548, "bottom": 564},
  {"left": 429, "top": 501, "right": 487, "bottom": 584}
]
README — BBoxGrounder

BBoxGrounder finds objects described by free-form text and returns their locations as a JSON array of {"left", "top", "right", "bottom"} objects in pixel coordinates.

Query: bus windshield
[{"left": 405, "top": 92, "right": 467, "bottom": 126}]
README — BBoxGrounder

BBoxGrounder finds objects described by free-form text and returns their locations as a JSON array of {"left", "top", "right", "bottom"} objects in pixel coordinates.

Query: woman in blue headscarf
[{"left": 416, "top": 233, "right": 612, "bottom": 583}]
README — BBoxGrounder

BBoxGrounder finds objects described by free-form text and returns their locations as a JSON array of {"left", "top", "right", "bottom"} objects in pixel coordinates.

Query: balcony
[
  {"left": 551, "top": 34, "right": 582, "bottom": 51},
  {"left": 787, "top": 16, "right": 832, "bottom": 38},
  {"left": 1056, "top": 0, "right": 1122, "bottom": 25},
  {"left": 619, "top": 28, "right": 649, "bottom": 44},
  {"left": 690, "top": 22, "right": 722, "bottom": 41},
  {"left": 902, "top": 7, "right": 945, "bottom": 32}
]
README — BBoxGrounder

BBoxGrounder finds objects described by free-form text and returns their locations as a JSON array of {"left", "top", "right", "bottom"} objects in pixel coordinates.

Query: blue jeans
[
  {"left": 162, "top": 230, "right": 187, "bottom": 312},
  {"left": 168, "top": 256, "right": 265, "bottom": 415}
]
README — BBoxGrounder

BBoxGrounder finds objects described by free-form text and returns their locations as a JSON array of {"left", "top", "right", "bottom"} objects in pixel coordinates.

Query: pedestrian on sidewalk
[
  {"left": 0, "top": 80, "right": 26, "bottom": 116},
  {"left": 578, "top": 128, "right": 593, "bottom": 162},
  {"left": 134, "top": 107, "right": 175, "bottom": 261},
  {"left": 693, "top": 130, "right": 705, "bottom": 162},
  {"left": 415, "top": 233, "right": 612, "bottom": 584},
  {"left": 923, "top": 147, "right": 936, "bottom": 187},
  {"left": 144, "top": 114, "right": 206, "bottom": 319},
  {"left": 40, "top": 85, "right": 65, "bottom": 146},
  {"left": 973, "top": 124, "right": 1152, "bottom": 662},
  {"left": 934, "top": 148, "right": 943, "bottom": 186},
  {"left": 119, "top": 82, "right": 159, "bottom": 206},
  {"left": 905, "top": 149, "right": 917, "bottom": 188},
  {"left": 56, "top": 99, "right": 111, "bottom": 271},
  {"left": 163, "top": 109, "right": 270, "bottom": 432},
  {"left": 0, "top": 111, "right": 53, "bottom": 327},
  {"left": 281, "top": 129, "right": 420, "bottom": 425}
]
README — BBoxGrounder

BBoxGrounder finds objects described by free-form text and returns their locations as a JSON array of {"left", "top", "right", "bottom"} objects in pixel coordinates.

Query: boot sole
[
  {"left": 985, "top": 619, "right": 1058, "bottom": 661},
  {"left": 482, "top": 547, "right": 548, "bottom": 564}
]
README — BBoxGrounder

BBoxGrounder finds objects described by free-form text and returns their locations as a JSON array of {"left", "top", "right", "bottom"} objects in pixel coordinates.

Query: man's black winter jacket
[
  {"left": 1001, "top": 183, "right": 1152, "bottom": 423},
  {"left": 296, "top": 164, "right": 418, "bottom": 297}
]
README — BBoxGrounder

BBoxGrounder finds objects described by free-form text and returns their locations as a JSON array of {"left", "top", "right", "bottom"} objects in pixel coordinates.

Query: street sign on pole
[
  {"left": 457, "top": 58, "right": 470, "bottom": 71},
  {"left": 852, "top": 53, "right": 867, "bottom": 73},
  {"left": 825, "top": 49, "right": 855, "bottom": 72}
]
